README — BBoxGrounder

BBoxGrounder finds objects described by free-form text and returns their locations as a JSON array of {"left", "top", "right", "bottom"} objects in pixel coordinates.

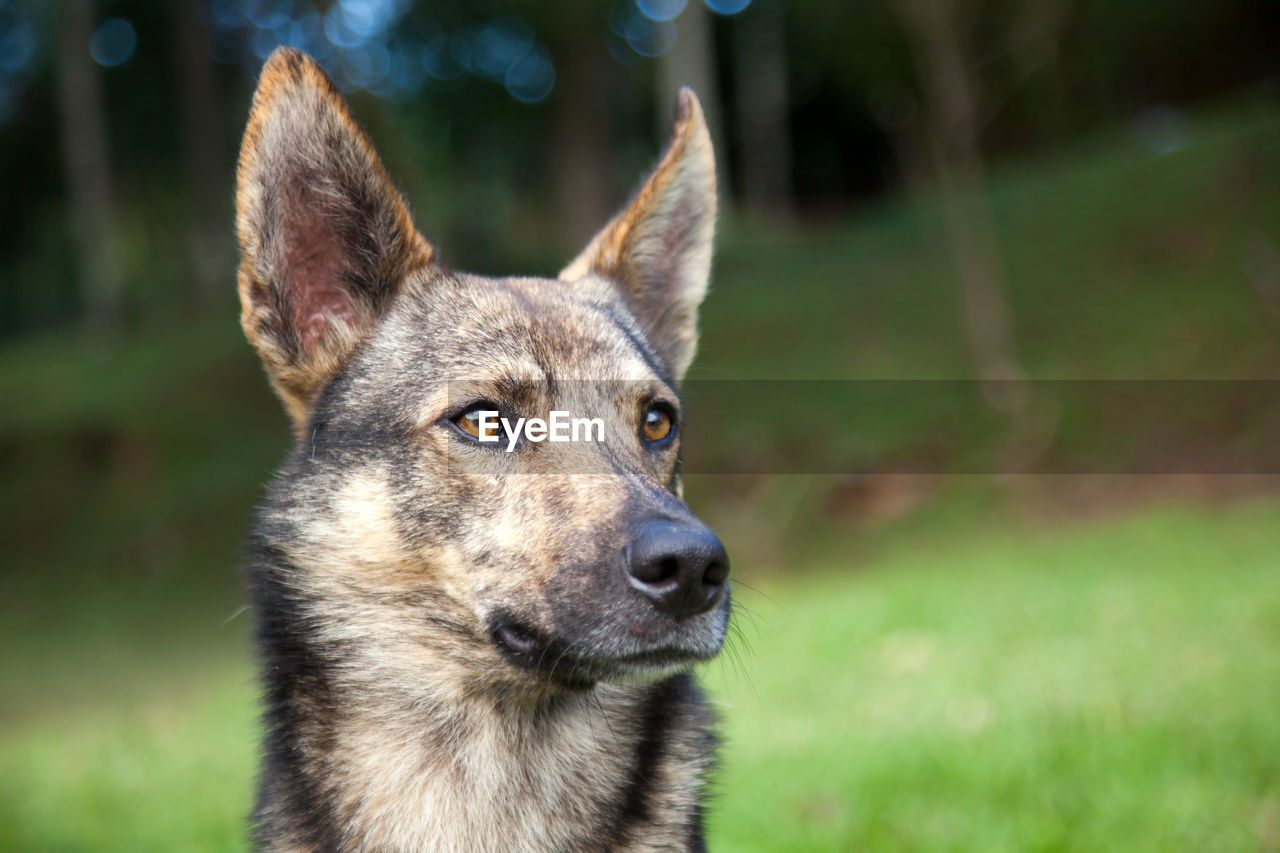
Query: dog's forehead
[{"left": 389, "top": 271, "right": 666, "bottom": 382}]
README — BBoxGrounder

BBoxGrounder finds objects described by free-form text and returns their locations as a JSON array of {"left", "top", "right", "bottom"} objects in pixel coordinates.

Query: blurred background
[{"left": 2, "top": 0, "right": 1280, "bottom": 850}]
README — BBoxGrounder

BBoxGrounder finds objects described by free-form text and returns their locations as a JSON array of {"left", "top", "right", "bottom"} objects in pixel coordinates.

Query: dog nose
[{"left": 625, "top": 520, "right": 730, "bottom": 618}]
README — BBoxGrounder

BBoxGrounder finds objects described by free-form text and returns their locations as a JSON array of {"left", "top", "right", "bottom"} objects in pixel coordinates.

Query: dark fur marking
[
  {"left": 688, "top": 802, "right": 709, "bottom": 852},
  {"left": 606, "top": 673, "right": 696, "bottom": 849},
  {"left": 591, "top": 300, "right": 673, "bottom": 387},
  {"left": 249, "top": 544, "right": 346, "bottom": 851}
]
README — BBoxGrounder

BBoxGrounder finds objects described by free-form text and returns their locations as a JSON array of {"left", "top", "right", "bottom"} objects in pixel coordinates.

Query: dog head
[{"left": 237, "top": 48, "right": 728, "bottom": 692}]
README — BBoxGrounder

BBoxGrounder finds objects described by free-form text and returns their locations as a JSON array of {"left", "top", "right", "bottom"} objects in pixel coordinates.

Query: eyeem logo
[{"left": 477, "top": 411, "right": 605, "bottom": 452}]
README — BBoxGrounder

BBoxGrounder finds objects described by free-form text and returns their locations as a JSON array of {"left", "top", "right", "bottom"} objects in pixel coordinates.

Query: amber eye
[
  {"left": 455, "top": 408, "right": 502, "bottom": 441},
  {"left": 641, "top": 405, "right": 675, "bottom": 445}
]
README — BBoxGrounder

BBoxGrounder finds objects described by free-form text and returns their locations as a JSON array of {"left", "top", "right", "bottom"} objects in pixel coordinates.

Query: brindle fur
[{"left": 236, "top": 48, "right": 726, "bottom": 852}]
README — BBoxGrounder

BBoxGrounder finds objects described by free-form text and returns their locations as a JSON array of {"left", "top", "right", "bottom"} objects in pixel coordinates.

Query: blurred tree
[
  {"left": 887, "top": 0, "right": 1026, "bottom": 409},
  {"left": 174, "top": 0, "right": 229, "bottom": 307},
  {"left": 56, "top": 0, "right": 121, "bottom": 338},
  {"left": 2, "top": 0, "right": 1276, "bottom": 343},
  {"left": 733, "top": 0, "right": 793, "bottom": 218},
  {"left": 542, "top": 1, "right": 616, "bottom": 249},
  {"left": 885, "top": 0, "right": 1075, "bottom": 470},
  {"left": 657, "top": 1, "right": 729, "bottom": 199}
]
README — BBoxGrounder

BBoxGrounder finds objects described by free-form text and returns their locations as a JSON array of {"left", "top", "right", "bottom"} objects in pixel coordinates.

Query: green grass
[
  {"left": 704, "top": 499, "right": 1280, "bottom": 852},
  {"left": 2, "top": 498, "right": 1278, "bottom": 851},
  {"left": 0, "top": 669, "right": 257, "bottom": 852}
]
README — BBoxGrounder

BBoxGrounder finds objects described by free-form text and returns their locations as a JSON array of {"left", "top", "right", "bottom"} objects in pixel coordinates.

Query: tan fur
[
  {"left": 560, "top": 89, "right": 717, "bottom": 380},
  {"left": 313, "top": 686, "right": 702, "bottom": 853}
]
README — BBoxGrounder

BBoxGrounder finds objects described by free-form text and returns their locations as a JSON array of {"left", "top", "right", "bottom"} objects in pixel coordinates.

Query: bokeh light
[
  {"left": 205, "top": 0, "right": 555, "bottom": 103},
  {"left": 0, "top": 3, "right": 37, "bottom": 124},
  {"left": 704, "top": 0, "right": 752, "bottom": 15},
  {"left": 621, "top": 10, "right": 677, "bottom": 57},
  {"left": 421, "top": 33, "right": 467, "bottom": 83},
  {"left": 636, "top": 0, "right": 687, "bottom": 22},
  {"left": 0, "top": 18, "right": 35, "bottom": 73},
  {"left": 89, "top": 18, "right": 137, "bottom": 68},
  {"left": 504, "top": 48, "right": 555, "bottom": 103},
  {"left": 608, "top": 0, "right": 758, "bottom": 60}
]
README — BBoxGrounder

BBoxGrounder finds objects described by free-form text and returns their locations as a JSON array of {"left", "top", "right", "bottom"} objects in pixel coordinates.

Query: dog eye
[
  {"left": 455, "top": 408, "right": 502, "bottom": 441},
  {"left": 641, "top": 405, "right": 675, "bottom": 445}
]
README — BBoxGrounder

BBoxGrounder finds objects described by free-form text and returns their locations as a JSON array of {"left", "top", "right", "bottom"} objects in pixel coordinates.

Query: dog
[{"left": 235, "top": 47, "right": 730, "bottom": 852}]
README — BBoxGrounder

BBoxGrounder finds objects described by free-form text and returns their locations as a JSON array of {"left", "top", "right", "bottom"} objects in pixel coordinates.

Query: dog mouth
[{"left": 489, "top": 615, "right": 716, "bottom": 689}]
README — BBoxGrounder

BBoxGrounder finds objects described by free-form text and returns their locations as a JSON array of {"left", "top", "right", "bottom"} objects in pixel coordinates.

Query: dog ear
[
  {"left": 560, "top": 88, "right": 717, "bottom": 381},
  {"left": 236, "top": 47, "right": 434, "bottom": 429}
]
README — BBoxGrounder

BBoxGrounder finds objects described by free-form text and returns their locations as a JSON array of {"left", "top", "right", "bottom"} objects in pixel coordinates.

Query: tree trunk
[
  {"left": 891, "top": 0, "right": 1025, "bottom": 415},
  {"left": 553, "top": 44, "right": 614, "bottom": 250},
  {"left": 733, "top": 1, "right": 793, "bottom": 218},
  {"left": 57, "top": 0, "right": 121, "bottom": 338},
  {"left": 658, "top": 1, "right": 729, "bottom": 200},
  {"left": 175, "top": 0, "right": 229, "bottom": 306}
]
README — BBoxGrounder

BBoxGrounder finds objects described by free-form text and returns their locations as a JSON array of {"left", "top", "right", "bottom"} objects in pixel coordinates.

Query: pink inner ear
[{"left": 283, "top": 217, "right": 360, "bottom": 354}]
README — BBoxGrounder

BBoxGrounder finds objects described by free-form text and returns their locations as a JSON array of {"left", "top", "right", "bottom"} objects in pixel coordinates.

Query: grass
[
  {"left": 704, "top": 498, "right": 1280, "bottom": 852},
  {"left": 0, "top": 668, "right": 256, "bottom": 852},
  {"left": 2, "top": 498, "right": 1278, "bottom": 851}
]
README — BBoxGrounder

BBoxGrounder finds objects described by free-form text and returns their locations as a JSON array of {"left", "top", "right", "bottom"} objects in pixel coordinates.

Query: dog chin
[
  {"left": 597, "top": 658, "right": 696, "bottom": 685},
  {"left": 489, "top": 615, "right": 724, "bottom": 689},
  {"left": 554, "top": 648, "right": 708, "bottom": 689}
]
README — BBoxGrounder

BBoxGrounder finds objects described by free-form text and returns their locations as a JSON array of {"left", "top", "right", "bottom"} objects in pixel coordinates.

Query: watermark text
[{"left": 477, "top": 410, "right": 605, "bottom": 452}]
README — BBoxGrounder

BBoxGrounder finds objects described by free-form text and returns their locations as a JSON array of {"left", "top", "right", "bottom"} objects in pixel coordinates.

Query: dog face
[{"left": 237, "top": 49, "right": 728, "bottom": 693}]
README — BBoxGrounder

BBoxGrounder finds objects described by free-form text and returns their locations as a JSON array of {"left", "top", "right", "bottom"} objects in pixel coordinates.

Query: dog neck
[{"left": 249, "top": 558, "right": 715, "bottom": 852}]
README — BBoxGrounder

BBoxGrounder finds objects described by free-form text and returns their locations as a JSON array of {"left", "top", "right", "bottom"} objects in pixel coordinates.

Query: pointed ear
[
  {"left": 236, "top": 47, "right": 434, "bottom": 430},
  {"left": 560, "top": 87, "right": 717, "bottom": 381}
]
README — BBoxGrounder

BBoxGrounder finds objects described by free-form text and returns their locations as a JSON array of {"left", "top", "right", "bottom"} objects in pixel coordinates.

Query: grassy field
[
  {"left": 705, "top": 499, "right": 1280, "bottom": 852},
  {"left": 2, "top": 498, "right": 1278, "bottom": 851},
  {"left": 3, "top": 101, "right": 1279, "bottom": 850}
]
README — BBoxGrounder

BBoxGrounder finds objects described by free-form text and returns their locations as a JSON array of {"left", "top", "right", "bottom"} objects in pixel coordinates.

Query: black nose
[{"left": 625, "top": 520, "right": 730, "bottom": 618}]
